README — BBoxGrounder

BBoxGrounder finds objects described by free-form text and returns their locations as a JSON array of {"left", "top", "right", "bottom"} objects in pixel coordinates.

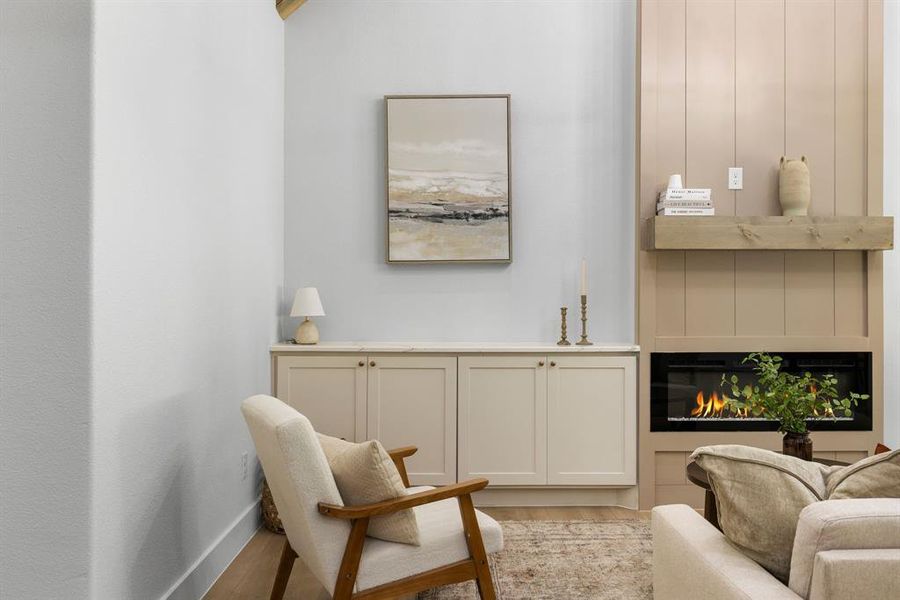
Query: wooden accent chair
[{"left": 241, "top": 395, "right": 502, "bottom": 600}]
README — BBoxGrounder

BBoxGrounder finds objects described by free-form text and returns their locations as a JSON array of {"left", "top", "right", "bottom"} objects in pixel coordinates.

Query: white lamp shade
[{"left": 290, "top": 287, "right": 325, "bottom": 317}]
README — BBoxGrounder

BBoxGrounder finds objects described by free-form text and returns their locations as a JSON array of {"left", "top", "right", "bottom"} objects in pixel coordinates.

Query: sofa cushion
[
  {"left": 317, "top": 433, "right": 420, "bottom": 545},
  {"left": 788, "top": 498, "right": 900, "bottom": 599},
  {"left": 691, "top": 445, "right": 834, "bottom": 583},
  {"left": 826, "top": 449, "right": 900, "bottom": 499}
]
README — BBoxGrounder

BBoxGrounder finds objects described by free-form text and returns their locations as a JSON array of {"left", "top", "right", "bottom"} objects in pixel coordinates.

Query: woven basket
[{"left": 261, "top": 479, "right": 285, "bottom": 534}]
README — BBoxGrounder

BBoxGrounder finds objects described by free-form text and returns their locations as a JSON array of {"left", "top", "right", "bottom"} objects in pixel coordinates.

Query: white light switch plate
[{"left": 728, "top": 167, "right": 743, "bottom": 190}]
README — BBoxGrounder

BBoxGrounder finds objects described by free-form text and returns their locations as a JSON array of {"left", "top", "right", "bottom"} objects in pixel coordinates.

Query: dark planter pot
[{"left": 783, "top": 431, "right": 813, "bottom": 461}]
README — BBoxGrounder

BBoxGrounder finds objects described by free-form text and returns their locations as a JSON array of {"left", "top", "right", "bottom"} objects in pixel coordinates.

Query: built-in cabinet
[
  {"left": 276, "top": 354, "right": 456, "bottom": 484},
  {"left": 366, "top": 356, "right": 457, "bottom": 486},
  {"left": 272, "top": 345, "right": 637, "bottom": 491},
  {"left": 276, "top": 355, "right": 367, "bottom": 443},
  {"left": 458, "top": 355, "right": 636, "bottom": 486},
  {"left": 547, "top": 356, "right": 636, "bottom": 485},
  {"left": 458, "top": 356, "right": 548, "bottom": 485}
]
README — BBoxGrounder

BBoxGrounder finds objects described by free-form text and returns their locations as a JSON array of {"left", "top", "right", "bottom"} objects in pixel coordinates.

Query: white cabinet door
[
  {"left": 366, "top": 356, "right": 457, "bottom": 486},
  {"left": 275, "top": 355, "right": 367, "bottom": 442},
  {"left": 548, "top": 356, "right": 636, "bottom": 485},
  {"left": 458, "top": 356, "right": 548, "bottom": 485}
]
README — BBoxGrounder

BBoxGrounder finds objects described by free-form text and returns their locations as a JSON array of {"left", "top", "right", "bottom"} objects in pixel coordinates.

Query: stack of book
[{"left": 657, "top": 188, "right": 714, "bottom": 216}]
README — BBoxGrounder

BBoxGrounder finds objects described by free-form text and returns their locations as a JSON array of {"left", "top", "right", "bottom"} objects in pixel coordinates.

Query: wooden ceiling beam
[{"left": 276, "top": 0, "right": 307, "bottom": 20}]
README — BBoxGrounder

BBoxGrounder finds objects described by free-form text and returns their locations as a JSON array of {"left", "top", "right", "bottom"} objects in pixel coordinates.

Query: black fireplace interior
[{"left": 651, "top": 352, "right": 872, "bottom": 432}]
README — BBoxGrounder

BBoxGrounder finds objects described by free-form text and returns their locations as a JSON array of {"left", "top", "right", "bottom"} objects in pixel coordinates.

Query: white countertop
[{"left": 270, "top": 341, "right": 639, "bottom": 353}]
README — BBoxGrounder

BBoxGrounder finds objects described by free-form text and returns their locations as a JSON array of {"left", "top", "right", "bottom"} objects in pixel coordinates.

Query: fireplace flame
[
  {"left": 691, "top": 390, "right": 749, "bottom": 417},
  {"left": 691, "top": 390, "right": 728, "bottom": 417},
  {"left": 808, "top": 385, "right": 834, "bottom": 417}
]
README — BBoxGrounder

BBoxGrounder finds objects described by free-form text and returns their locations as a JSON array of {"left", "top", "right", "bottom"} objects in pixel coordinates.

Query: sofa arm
[
  {"left": 789, "top": 499, "right": 900, "bottom": 598},
  {"left": 808, "top": 549, "right": 900, "bottom": 600},
  {"left": 652, "top": 504, "right": 801, "bottom": 600}
]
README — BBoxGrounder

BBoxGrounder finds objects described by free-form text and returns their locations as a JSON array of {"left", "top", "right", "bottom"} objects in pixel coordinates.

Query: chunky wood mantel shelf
[{"left": 647, "top": 216, "right": 894, "bottom": 251}]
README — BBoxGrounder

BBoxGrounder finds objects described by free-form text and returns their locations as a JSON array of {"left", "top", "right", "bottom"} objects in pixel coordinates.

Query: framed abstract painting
[{"left": 385, "top": 95, "right": 511, "bottom": 263}]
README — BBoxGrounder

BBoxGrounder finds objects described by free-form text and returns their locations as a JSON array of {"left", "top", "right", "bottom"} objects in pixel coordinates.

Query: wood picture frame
[{"left": 385, "top": 94, "right": 512, "bottom": 264}]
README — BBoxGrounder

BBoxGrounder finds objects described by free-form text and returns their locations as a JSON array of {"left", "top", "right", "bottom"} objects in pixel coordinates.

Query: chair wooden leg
[
  {"left": 271, "top": 539, "right": 297, "bottom": 600},
  {"left": 457, "top": 494, "right": 497, "bottom": 600},
  {"left": 332, "top": 517, "right": 370, "bottom": 600}
]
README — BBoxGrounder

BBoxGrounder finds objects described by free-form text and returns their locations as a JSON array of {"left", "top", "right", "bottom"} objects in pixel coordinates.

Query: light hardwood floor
[{"left": 203, "top": 507, "right": 646, "bottom": 600}]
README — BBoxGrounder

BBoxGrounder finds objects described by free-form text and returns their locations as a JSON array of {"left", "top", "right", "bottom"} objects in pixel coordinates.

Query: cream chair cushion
[
  {"left": 354, "top": 486, "right": 503, "bottom": 592},
  {"left": 317, "top": 433, "right": 420, "bottom": 545},
  {"left": 241, "top": 395, "right": 350, "bottom": 595},
  {"left": 788, "top": 498, "right": 900, "bottom": 598},
  {"left": 691, "top": 445, "right": 833, "bottom": 582}
]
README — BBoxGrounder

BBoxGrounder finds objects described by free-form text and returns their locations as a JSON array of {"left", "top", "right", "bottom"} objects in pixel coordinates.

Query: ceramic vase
[{"left": 779, "top": 156, "right": 811, "bottom": 216}]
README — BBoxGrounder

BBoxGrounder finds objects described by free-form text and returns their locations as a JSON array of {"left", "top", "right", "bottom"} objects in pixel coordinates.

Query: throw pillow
[
  {"left": 691, "top": 445, "right": 834, "bottom": 582},
  {"left": 826, "top": 448, "right": 900, "bottom": 499},
  {"left": 317, "top": 433, "right": 420, "bottom": 545}
]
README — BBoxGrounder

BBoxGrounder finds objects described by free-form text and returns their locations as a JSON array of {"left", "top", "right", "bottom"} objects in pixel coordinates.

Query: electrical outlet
[
  {"left": 728, "top": 167, "right": 743, "bottom": 190},
  {"left": 241, "top": 452, "right": 248, "bottom": 481}
]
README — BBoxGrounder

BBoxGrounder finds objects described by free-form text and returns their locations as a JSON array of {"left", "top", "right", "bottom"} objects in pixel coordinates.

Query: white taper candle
[{"left": 580, "top": 259, "right": 587, "bottom": 295}]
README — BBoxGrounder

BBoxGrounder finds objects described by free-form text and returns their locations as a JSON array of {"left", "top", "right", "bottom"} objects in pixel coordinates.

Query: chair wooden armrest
[
  {"left": 386, "top": 445, "right": 417, "bottom": 487},
  {"left": 318, "top": 478, "right": 489, "bottom": 520},
  {"left": 388, "top": 445, "right": 418, "bottom": 459},
  {"left": 315, "top": 477, "right": 496, "bottom": 600}
]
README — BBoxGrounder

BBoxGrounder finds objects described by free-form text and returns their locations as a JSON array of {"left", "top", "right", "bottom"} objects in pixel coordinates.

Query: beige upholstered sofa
[{"left": 652, "top": 500, "right": 900, "bottom": 600}]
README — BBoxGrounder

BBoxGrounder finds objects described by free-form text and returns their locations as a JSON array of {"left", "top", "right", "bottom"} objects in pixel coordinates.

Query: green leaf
[{"left": 844, "top": 409, "right": 852, "bottom": 417}]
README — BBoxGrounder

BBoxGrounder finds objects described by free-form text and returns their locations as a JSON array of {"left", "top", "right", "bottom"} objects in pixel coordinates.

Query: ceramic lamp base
[{"left": 293, "top": 318, "right": 320, "bottom": 345}]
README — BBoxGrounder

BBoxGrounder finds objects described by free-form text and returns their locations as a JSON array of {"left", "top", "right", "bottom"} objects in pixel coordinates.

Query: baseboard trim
[
  {"left": 162, "top": 500, "right": 261, "bottom": 600},
  {"left": 473, "top": 486, "right": 639, "bottom": 508}
]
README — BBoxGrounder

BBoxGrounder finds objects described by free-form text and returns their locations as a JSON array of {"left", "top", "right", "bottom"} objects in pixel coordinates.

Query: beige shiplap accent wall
[{"left": 638, "top": 0, "right": 884, "bottom": 509}]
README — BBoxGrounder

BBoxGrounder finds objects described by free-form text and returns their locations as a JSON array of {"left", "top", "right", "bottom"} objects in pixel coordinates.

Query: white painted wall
[
  {"left": 884, "top": 0, "right": 899, "bottom": 449},
  {"left": 284, "top": 0, "right": 636, "bottom": 343},
  {"left": 0, "top": 2, "right": 93, "bottom": 597},
  {"left": 90, "top": 2, "right": 283, "bottom": 598}
]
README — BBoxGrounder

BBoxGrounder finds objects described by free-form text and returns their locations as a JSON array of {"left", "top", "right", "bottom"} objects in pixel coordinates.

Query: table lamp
[{"left": 290, "top": 287, "right": 325, "bottom": 344}]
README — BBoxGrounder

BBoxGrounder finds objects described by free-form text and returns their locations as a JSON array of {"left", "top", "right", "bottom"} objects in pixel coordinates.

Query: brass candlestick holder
[
  {"left": 557, "top": 307, "right": 571, "bottom": 346},
  {"left": 576, "top": 294, "right": 593, "bottom": 346}
]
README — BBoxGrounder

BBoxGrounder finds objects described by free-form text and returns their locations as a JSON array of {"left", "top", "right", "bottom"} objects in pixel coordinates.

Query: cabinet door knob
[
  {"left": 538, "top": 360, "right": 545, "bottom": 367},
  {"left": 550, "top": 361, "right": 557, "bottom": 367},
  {"left": 358, "top": 361, "right": 365, "bottom": 367},
  {"left": 369, "top": 360, "right": 376, "bottom": 367}
]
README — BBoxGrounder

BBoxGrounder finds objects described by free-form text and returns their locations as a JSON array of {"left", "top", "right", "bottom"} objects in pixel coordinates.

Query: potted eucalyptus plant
[{"left": 721, "top": 352, "right": 868, "bottom": 460}]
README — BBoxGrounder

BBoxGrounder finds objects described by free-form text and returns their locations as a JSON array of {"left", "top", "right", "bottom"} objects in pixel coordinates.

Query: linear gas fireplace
[{"left": 651, "top": 352, "right": 872, "bottom": 432}]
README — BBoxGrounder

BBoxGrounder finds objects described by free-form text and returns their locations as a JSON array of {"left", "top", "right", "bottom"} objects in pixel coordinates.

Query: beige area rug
[{"left": 417, "top": 520, "right": 652, "bottom": 600}]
